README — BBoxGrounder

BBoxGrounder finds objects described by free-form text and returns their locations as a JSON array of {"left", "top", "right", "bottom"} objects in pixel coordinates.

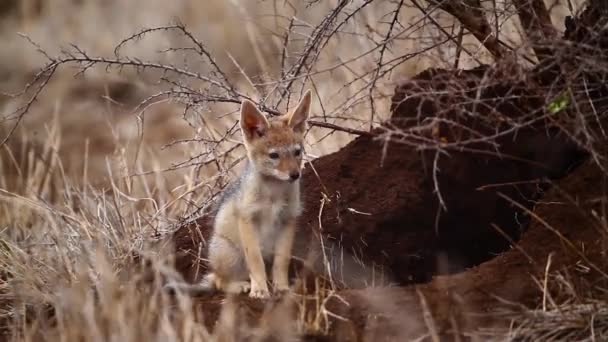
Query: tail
[{"left": 164, "top": 273, "right": 219, "bottom": 297}]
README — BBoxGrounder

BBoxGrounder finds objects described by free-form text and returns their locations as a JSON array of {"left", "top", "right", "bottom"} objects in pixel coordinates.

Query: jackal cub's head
[{"left": 240, "top": 90, "right": 311, "bottom": 182}]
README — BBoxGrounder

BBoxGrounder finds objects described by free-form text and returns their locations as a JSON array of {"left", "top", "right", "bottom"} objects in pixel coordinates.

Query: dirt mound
[
  {"left": 171, "top": 65, "right": 586, "bottom": 287},
  {"left": 326, "top": 155, "right": 608, "bottom": 340}
]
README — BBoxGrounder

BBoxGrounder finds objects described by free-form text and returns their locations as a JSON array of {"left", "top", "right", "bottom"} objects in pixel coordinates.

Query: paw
[
  {"left": 250, "top": 288, "right": 271, "bottom": 299},
  {"left": 249, "top": 283, "right": 270, "bottom": 299}
]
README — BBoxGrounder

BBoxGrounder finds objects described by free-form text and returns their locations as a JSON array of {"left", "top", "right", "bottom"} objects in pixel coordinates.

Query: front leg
[
  {"left": 238, "top": 217, "right": 270, "bottom": 299},
  {"left": 272, "top": 218, "right": 296, "bottom": 293}
]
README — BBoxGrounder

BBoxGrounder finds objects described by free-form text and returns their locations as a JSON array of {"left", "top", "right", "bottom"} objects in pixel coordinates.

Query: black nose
[{"left": 289, "top": 172, "right": 300, "bottom": 181}]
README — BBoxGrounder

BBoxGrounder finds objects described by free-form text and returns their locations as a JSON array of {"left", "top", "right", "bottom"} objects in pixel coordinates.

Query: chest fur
[
  {"left": 257, "top": 200, "right": 289, "bottom": 255},
  {"left": 237, "top": 177, "right": 301, "bottom": 255}
]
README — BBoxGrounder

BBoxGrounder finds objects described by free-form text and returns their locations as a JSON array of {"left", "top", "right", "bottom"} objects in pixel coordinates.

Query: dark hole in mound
[{"left": 388, "top": 140, "right": 588, "bottom": 285}]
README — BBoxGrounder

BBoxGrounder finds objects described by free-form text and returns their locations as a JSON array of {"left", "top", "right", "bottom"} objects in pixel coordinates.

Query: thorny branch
[
  {"left": 3, "top": 0, "right": 607, "bottom": 215},
  {"left": 368, "top": 0, "right": 405, "bottom": 131}
]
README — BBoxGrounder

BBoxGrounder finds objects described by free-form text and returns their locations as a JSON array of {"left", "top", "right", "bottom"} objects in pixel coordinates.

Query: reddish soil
[{"left": 326, "top": 157, "right": 608, "bottom": 340}]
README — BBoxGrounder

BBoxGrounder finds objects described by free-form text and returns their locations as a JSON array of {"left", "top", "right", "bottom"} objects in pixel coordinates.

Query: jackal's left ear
[{"left": 288, "top": 90, "right": 311, "bottom": 134}]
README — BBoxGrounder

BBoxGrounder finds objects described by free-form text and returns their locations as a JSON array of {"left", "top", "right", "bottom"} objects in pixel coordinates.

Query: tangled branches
[{"left": 2, "top": 0, "right": 608, "bottom": 213}]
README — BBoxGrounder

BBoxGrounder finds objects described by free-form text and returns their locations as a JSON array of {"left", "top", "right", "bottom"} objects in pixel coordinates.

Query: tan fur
[{"left": 166, "top": 90, "right": 312, "bottom": 299}]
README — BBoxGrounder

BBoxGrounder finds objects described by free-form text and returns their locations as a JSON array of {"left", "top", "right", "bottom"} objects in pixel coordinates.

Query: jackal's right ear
[
  {"left": 288, "top": 90, "right": 312, "bottom": 135},
  {"left": 240, "top": 99, "right": 269, "bottom": 141}
]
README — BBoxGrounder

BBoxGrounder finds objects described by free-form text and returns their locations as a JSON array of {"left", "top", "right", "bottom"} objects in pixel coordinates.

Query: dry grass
[
  {"left": 0, "top": 0, "right": 594, "bottom": 341},
  {"left": 475, "top": 269, "right": 608, "bottom": 342}
]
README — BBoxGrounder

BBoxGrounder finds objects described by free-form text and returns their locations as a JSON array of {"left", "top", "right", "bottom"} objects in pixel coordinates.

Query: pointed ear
[
  {"left": 288, "top": 90, "right": 312, "bottom": 134},
  {"left": 240, "top": 100, "right": 269, "bottom": 141}
]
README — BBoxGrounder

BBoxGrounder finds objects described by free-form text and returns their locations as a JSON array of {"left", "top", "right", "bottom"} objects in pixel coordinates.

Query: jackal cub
[{"left": 167, "top": 90, "right": 311, "bottom": 299}]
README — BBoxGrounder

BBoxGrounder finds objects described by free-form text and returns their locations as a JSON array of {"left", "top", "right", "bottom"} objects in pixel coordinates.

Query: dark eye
[
  {"left": 269, "top": 152, "right": 279, "bottom": 159},
  {"left": 294, "top": 149, "right": 301, "bottom": 157}
]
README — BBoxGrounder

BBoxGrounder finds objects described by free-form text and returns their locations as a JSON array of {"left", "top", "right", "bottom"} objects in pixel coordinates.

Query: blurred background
[
  {"left": 0, "top": 0, "right": 531, "bottom": 198},
  {"left": 0, "top": 0, "right": 577, "bottom": 200}
]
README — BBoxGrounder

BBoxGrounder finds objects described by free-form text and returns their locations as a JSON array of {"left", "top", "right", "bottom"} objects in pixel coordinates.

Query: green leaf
[{"left": 547, "top": 92, "right": 570, "bottom": 114}]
